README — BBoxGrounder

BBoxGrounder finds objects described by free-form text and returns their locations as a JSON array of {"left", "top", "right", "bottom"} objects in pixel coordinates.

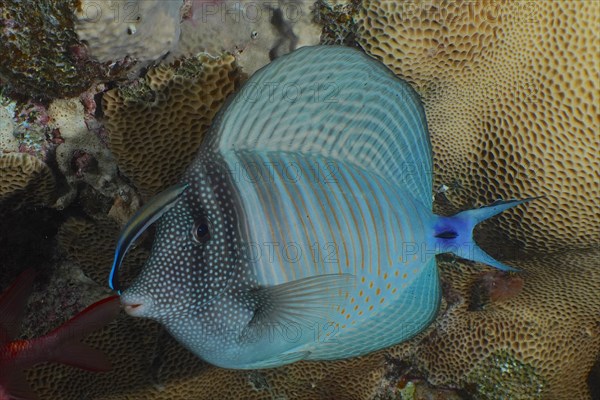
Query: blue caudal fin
[{"left": 433, "top": 198, "right": 540, "bottom": 271}]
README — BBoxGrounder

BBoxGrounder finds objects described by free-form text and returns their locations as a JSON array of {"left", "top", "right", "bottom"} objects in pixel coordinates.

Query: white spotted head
[{"left": 120, "top": 154, "right": 244, "bottom": 326}]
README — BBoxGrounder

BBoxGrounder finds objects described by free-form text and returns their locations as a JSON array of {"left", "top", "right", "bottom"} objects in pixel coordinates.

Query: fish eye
[{"left": 193, "top": 221, "right": 211, "bottom": 243}]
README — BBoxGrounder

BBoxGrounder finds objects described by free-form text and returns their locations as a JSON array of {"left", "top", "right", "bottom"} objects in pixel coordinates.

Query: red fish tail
[
  {"left": 43, "top": 295, "right": 121, "bottom": 372},
  {"left": 0, "top": 269, "right": 37, "bottom": 344}
]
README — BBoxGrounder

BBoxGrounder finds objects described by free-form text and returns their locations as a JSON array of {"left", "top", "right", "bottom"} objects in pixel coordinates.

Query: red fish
[{"left": 0, "top": 269, "right": 120, "bottom": 400}]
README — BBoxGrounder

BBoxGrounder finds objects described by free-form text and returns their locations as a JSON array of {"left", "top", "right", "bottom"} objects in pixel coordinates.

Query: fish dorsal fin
[{"left": 206, "top": 45, "right": 433, "bottom": 207}]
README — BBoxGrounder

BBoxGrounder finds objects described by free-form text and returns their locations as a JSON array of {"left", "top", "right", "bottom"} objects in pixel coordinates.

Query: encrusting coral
[
  {"left": 49, "top": 96, "right": 131, "bottom": 209},
  {"left": 315, "top": 0, "right": 362, "bottom": 47},
  {"left": 74, "top": 0, "right": 183, "bottom": 65},
  {"left": 0, "top": 0, "right": 102, "bottom": 99},
  {"left": 354, "top": 0, "right": 599, "bottom": 252},
  {"left": 102, "top": 53, "right": 244, "bottom": 199},
  {"left": 174, "top": 0, "right": 322, "bottom": 75}
]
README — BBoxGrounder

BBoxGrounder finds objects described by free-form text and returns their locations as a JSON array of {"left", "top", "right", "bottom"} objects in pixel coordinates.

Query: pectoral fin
[{"left": 247, "top": 274, "right": 355, "bottom": 330}]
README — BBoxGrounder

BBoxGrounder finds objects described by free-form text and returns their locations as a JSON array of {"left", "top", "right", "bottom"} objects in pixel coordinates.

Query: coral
[
  {"left": 0, "top": 96, "right": 18, "bottom": 151},
  {"left": 1, "top": 93, "right": 56, "bottom": 159},
  {"left": 74, "top": 0, "right": 183, "bottom": 64},
  {"left": 315, "top": 0, "right": 362, "bottom": 46},
  {"left": 0, "top": 0, "right": 102, "bottom": 99},
  {"left": 469, "top": 270, "right": 524, "bottom": 310},
  {"left": 390, "top": 248, "right": 600, "bottom": 400},
  {"left": 102, "top": 53, "right": 244, "bottom": 198},
  {"left": 0, "top": 153, "right": 56, "bottom": 210},
  {"left": 50, "top": 96, "right": 130, "bottom": 208},
  {"left": 28, "top": 318, "right": 386, "bottom": 399},
  {"left": 1, "top": 92, "right": 127, "bottom": 212},
  {"left": 354, "top": 0, "right": 600, "bottom": 251},
  {"left": 466, "top": 350, "right": 544, "bottom": 400},
  {"left": 173, "top": 0, "right": 322, "bottom": 75}
]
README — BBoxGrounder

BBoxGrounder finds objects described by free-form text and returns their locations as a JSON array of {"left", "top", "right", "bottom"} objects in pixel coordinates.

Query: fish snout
[{"left": 120, "top": 293, "right": 153, "bottom": 317}]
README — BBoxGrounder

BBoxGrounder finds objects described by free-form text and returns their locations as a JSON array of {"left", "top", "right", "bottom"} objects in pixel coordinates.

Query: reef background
[{"left": 0, "top": 1, "right": 598, "bottom": 399}]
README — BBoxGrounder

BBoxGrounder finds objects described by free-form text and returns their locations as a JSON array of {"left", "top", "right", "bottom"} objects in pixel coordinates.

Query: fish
[
  {"left": 0, "top": 269, "right": 120, "bottom": 400},
  {"left": 114, "top": 45, "right": 534, "bottom": 369}
]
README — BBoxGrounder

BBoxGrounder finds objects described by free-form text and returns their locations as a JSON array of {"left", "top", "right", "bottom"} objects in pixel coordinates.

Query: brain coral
[
  {"left": 355, "top": 0, "right": 599, "bottom": 251},
  {"left": 397, "top": 247, "right": 600, "bottom": 400},
  {"left": 0, "top": 153, "right": 56, "bottom": 210},
  {"left": 102, "top": 54, "right": 244, "bottom": 198}
]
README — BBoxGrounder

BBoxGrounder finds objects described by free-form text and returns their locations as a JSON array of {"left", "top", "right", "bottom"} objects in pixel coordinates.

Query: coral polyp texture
[
  {"left": 102, "top": 54, "right": 244, "bottom": 198},
  {"left": 355, "top": 0, "right": 599, "bottom": 251},
  {"left": 0, "top": 0, "right": 101, "bottom": 99},
  {"left": 401, "top": 248, "right": 600, "bottom": 400},
  {"left": 0, "top": 153, "right": 56, "bottom": 210}
]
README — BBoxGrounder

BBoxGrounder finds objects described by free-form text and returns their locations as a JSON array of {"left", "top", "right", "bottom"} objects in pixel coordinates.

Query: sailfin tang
[
  {"left": 108, "top": 183, "right": 189, "bottom": 293},
  {"left": 209, "top": 45, "right": 433, "bottom": 207}
]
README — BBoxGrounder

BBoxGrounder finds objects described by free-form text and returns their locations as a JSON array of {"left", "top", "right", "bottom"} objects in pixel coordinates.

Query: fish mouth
[
  {"left": 121, "top": 294, "right": 153, "bottom": 317},
  {"left": 123, "top": 302, "right": 144, "bottom": 316}
]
